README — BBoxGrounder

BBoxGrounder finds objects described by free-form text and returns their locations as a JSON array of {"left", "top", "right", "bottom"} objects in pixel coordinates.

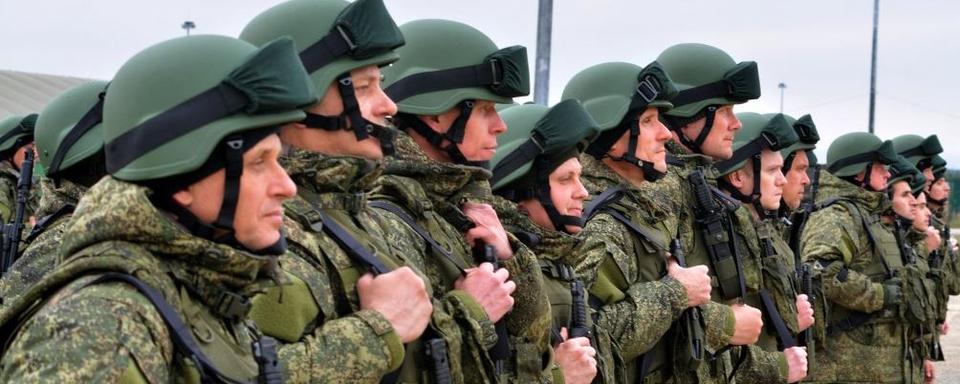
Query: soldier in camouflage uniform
[
  {"left": 560, "top": 61, "right": 721, "bottom": 384},
  {"left": 0, "top": 80, "right": 109, "bottom": 305},
  {"left": 488, "top": 100, "right": 601, "bottom": 384},
  {"left": 0, "top": 34, "right": 315, "bottom": 382},
  {"left": 646, "top": 43, "right": 770, "bottom": 382},
  {"left": 800, "top": 132, "right": 919, "bottom": 383},
  {"left": 714, "top": 112, "right": 812, "bottom": 383},
  {"left": 240, "top": 1, "right": 491, "bottom": 382},
  {"left": 0, "top": 114, "right": 37, "bottom": 223},
  {"left": 377, "top": 19, "right": 555, "bottom": 383},
  {"left": 774, "top": 113, "right": 819, "bottom": 240},
  {"left": 925, "top": 154, "right": 958, "bottom": 310}
]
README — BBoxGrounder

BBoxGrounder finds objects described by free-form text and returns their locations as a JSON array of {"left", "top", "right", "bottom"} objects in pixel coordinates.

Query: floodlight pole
[
  {"left": 778, "top": 83, "right": 787, "bottom": 113},
  {"left": 868, "top": 0, "right": 879, "bottom": 133},
  {"left": 534, "top": 0, "right": 553, "bottom": 105},
  {"left": 182, "top": 21, "right": 196, "bottom": 36}
]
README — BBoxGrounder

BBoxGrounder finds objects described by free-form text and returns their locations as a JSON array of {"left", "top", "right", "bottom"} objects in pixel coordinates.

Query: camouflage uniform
[
  {"left": 0, "top": 177, "right": 85, "bottom": 305},
  {"left": 0, "top": 177, "right": 278, "bottom": 382},
  {"left": 646, "top": 140, "right": 785, "bottom": 383},
  {"left": 800, "top": 171, "right": 923, "bottom": 383},
  {"left": 574, "top": 154, "right": 718, "bottom": 384},
  {"left": 249, "top": 148, "right": 492, "bottom": 383},
  {"left": 371, "top": 131, "right": 555, "bottom": 383},
  {"left": 0, "top": 161, "right": 21, "bottom": 222}
]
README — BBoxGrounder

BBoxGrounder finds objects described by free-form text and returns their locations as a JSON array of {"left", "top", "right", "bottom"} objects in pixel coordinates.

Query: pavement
[{"left": 933, "top": 295, "right": 960, "bottom": 383}]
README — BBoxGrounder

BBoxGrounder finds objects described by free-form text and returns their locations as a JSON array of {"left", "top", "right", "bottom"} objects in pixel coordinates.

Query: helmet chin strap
[
  {"left": 399, "top": 100, "right": 488, "bottom": 168},
  {"left": 533, "top": 175, "right": 583, "bottom": 234},
  {"left": 610, "top": 118, "right": 666, "bottom": 182},
  {"left": 663, "top": 106, "right": 718, "bottom": 155},
  {"left": 720, "top": 155, "right": 776, "bottom": 219},
  {"left": 299, "top": 73, "right": 398, "bottom": 156}
]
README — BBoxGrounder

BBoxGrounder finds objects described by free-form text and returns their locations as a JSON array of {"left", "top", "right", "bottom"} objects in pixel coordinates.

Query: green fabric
[
  {"left": 561, "top": 61, "right": 676, "bottom": 132},
  {"left": 777, "top": 113, "right": 819, "bottom": 160},
  {"left": 657, "top": 43, "right": 760, "bottom": 118},
  {"left": 826, "top": 133, "right": 898, "bottom": 177},
  {"left": 332, "top": 0, "right": 404, "bottom": 60},
  {"left": 887, "top": 155, "right": 919, "bottom": 187},
  {"left": 486, "top": 45, "right": 531, "bottom": 98},
  {"left": 0, "top": 114, "right": 35, "bottom": 153},
  {"left": 226, "top": 37, "right": 318, "bottom": 114}
]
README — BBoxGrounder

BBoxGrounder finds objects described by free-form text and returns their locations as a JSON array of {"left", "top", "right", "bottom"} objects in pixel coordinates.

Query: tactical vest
[
  {"left": 0, "top": 241, "right": 275, "bottom": 384},
  {"left": 749, "top": 218, "right": 801, "bottom": 352}
]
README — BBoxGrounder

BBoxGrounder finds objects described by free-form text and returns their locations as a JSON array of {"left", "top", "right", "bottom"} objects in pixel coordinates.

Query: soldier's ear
[
  {"left": 172, "top": 188, "right": 195, "bottom": 208},
  {"left": 727, "top": 169, "right": 747, "bottom": 189}
]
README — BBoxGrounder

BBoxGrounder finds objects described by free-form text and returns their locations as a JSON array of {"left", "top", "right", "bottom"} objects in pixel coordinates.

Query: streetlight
[
  {"left": 778, "top": 82, "right": 787, "bottom": 113},
  {"left": 182, "top": 21, "right": 196, "bottom": 36}
]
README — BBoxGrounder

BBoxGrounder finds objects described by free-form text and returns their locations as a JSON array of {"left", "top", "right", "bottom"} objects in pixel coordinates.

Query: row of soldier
[{"left": 0, "top": 0, "right": 955, "bottom": 383}]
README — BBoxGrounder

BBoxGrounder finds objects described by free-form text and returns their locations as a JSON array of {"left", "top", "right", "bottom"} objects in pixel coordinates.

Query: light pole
[
  {"left": 182, "top": 21, "right": 196, "bottom": 36},
  {"left": 533, "top": 0, "right": 553, "bottom": 105},
  {"left": 868, "top": 0, "right": 880, "bottom": 133},
  {"left": 778, "top": 82, "right": 787, "bottom": 113}
]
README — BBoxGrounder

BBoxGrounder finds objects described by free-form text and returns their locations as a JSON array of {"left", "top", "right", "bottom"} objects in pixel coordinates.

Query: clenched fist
[{"left": 358, "top": 267, "right": 433, "bottom": 343}]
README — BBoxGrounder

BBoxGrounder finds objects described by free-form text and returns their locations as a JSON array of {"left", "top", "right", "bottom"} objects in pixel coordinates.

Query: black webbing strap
[
  {"left": 214, "top": 136, "right": 245, "bottom": 229},
  {"left": 757, "top": 289, "right": 797, "bottom": 348},
  {"left": 298, "top": 25, "right": 354, "bottom": 73},
  {"left": 605, "top": 209, "right": 666, "bottom": 252},
  {"left": 583, "top": 185, "right": 625, "bottom": 221},
  {"left": 368, "top": 200, "right": 469, "bottom": 275},
  {"left": 636, "top": 351, "right": 655, "bottom": 383},
  {"left": 24, "top": 204, "right": 75, "bottom": 243},
  {"left": 827, "top": 312, "right": 876, "bottom": 336},
  {"left": 48, "top": 96, "right": 105, "bottom": 175},
  {"left": 714, "top": 133, "right": 776, "bottom": 173},
  {"left": 316, "top": 211, "right": 391, "bottom": 275},
  {"left": 826, "top": 151, "right": 879, "bottom": 174},
  {"left": 0, "top": 121, "right": 30, "bottom": 149},
  {"left": 106, "top": 82, "right": 247, "bottom": 172},
  {"left": 491, "top": 137, "right": 544, "bottom": 183},
  {"left": 670, "top": 81, "right": 731, "bottom": 107},
  {"left": 85, "top": 272, "right": 263, "bottom": 384},
  {"left": 386, "top": 61, "right": 500, "bottom": 103},
  {"left": 666, "top": 153, "right": 684, "bottom": 167}
]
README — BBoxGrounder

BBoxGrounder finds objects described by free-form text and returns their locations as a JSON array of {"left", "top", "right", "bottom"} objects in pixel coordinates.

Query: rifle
[
  {"left": 475, "top": 243, "right": 510, "bottom": 380},
  {"left": 671, "top": 239, "right": 704, "bottom": 362},
  {"left": 688, "top": 169, "right": 747, "bottom": 301},
  {"left": 568, "top": 280, "right": 591, "bottom": 339},
  {"left": 1, "top": 149, "right": 34, "bottom": 276}
]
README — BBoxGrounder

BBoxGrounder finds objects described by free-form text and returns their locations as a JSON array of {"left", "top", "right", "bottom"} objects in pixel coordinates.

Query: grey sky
[{"left": 2, "top": 0, "right": 958, "bottom": 164}]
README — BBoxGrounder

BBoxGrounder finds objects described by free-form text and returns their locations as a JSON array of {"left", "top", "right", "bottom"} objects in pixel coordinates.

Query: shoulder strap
[
  {"left": 84, "top": 272, "right": 272, "bottom": 384},
  {"left": 605, "top": 209, "right": 667, "bottom": 252},
  {"left": 583, "top": 185, "right": 625, "bottom": 221},
  {"left": 538, "top": 258, "right": 577, "bottom": 282},
  {"left": 25, "top": 204, "right": 75, "bottom": 243},
  {"left": 369, "top": 200, "right": 469, "bottom": 275},
  {"left": 316, "top": 211, "right": 391, "bottom": 276}
]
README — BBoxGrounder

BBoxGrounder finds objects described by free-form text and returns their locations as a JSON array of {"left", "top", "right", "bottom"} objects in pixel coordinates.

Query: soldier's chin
[{"left": 564, "top": 224, "right": 583, "bottom": 234}]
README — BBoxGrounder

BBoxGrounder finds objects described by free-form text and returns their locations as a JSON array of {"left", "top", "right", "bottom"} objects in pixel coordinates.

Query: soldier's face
[
  {"left": 678, "top": 105, "right": 741, "bottom": 160},
  {"left": 930, "top": 177, "right": 950, "bottom": 201},
  {"left": 294, "top": 65, "right": 397, "bottom": 160},
  {"left": 890, "top": 181, "right": 916, "bottom": 220},
  {"left": 913, "top": 193, "right": 930, "bottom": 231},
  {"left": 866, "top": 162, "right": 891, "bottom": 192},
  {"left": 430, "top": 100, "right": 505, "bottom": 162},
  {"left": 922, "top": 167, "right": 935, "bottom": 192},
  {"left": 11, "top": 144, "right": 33, "bottom": 171},
  {"left": 519, "top": 157, "right": 589, "bottom": 234},
  {"left": 634, "top": 107, "right": 672, "bottom": 172},
  {"left": 757, "top": 149, "right": 786, "bottom": 211},
  {"left": 783, "top": 151, "right": 811, "bottom": 211},
  {"left": 173, "top": 134, "right": 297, "bottom": 251}
]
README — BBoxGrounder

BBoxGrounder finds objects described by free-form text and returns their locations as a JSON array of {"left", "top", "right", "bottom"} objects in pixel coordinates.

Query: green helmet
[
  {"left": 382, "top": 19, "right": 529, "bottom": 165},
  {"left": 240, "top": 0, "right": 405, "bottom": 155},
  {"left": 560, "top": 61, "right": 677, "bottom": 181},
  {"left": 102, "top": 35, "right": 315, "bottom": 252},
  {"left": 910, "top": 171, "right": 926, "bottom": 196},
  {"left": 825, "top": 132, "right": 898, "bottom": 179},
  {"left": 775, "top": 113, "right": 819, "bottom": 172},
  {"left": 716, "top": 112, "right": 798, "bottom": 177},
  {"left": 657, "top": 43, "right": 760, "bottom": 154},
  {"left": 35, "top": 80, "right": 108, "bottom": 178},
  {"left": 887, "top": 155, "right": 918, "bottom": 187},
  {"left": 891, "top": 134, "right": 942, "bottom": 170},
  {"left": 931, "top": 155, "right": 947, "bottom": 181},
  {"left": 0, "top": 114, "right": 36, "bottom": 157},
  {"left": 490, "top": 100, "right": 598, "bottom": 232}
]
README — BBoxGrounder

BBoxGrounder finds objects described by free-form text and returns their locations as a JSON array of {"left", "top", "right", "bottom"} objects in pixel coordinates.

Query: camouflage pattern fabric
[
  {"left": 371, "top": 131, "right": 555, "bottom": 383},
  {"left": 800, "top": 170, "right": 921, "bottom": 383},
  {"left": 0, "top": 176, "right": 276, "bottom": 383},
  {"left": 0, "top": 177, "right": 85, "bottom": 306}
]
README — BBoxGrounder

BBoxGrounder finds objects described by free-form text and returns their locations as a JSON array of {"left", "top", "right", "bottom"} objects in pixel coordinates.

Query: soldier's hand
[
  {"left": 924, "top": 359, "right": 935, "bottom": 383},
  {"left": 554, "top": 327, "right": 597, "bottom": 384},
  {"left": 455, "top": 262, "right": 516, "bottom": 322},
  {"left": 784, "top": 346, "right": 808, "bottom": 383},
  {"left": 941, "top": 322, "right": 950, "bottom": 336},
  {"left": 357, "top": 268, "right": 432, "bottom": 343},
  {"left": 926, "top": 226, "right": 942, "bottom": 255},
  {"left": 795, "top": 294, "right": 815, "bottom": 331},
  {"left": 730, "top": 303, "right": 763, "bottom": 345},
  {"left": 666, "top": 257, "right": 712, "bottom": 307},
  {"left": 462, "top": 202, "right": 513, "bottom": 260}
]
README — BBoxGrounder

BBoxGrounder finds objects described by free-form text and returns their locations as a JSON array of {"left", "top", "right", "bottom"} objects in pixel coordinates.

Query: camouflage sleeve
[
  {"left": 0, "top": 281, "right": 175, "bottom": 383},
  {"left": 279, "top": 309, "right": 405, "bottom": 383},
  {"left": 0, "top": 218, "right": 68, "bottom": 305},
  {"left": 800, "top": 206, "right": 885, "bottom": 313},
  {"left": 700, "top": 301, "right": 736, "bottom": 352},
  {"left": 731, "top": 345, "right": 788, "bottom": 384},
  {"left": 573, "top": 214, "right": 687, "bottom": 360},
  {"left": 501, "top": 236, "right": 555, "bottom": 363},
  {"left": 0, "top": 175, "right": 15, "bottom": 222}
]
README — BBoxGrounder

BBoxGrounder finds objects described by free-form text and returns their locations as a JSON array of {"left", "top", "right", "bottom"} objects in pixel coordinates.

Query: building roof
[{"left": 0, "top": 70, "right": 92, "bottom": 120}]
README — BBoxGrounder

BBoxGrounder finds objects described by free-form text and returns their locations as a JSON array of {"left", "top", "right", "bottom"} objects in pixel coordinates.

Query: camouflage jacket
[
  {"left": 0, "top": 177, "right": 85, "bottom": 305},
  {"left": 371, "top": 131, "right": 555, "bottom": 383},
  {"left": 0, "top": 177, "right": 277, "bottom": 383},
  {"left": 251, "top": 149, "right": 451, "bottom": 383},
  {"left": 0, "top": 161, "right": 38, "bottom": 223},
  {"left": 800, "top": 171, "right": 919, "bottom": 383}
]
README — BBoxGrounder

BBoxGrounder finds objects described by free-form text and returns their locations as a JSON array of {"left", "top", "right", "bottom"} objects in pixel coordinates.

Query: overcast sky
[{"left": 2, "top": 0, "right": 958, "bottom": 164}]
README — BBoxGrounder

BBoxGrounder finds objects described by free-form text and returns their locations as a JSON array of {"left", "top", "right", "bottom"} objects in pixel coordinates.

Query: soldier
[
  {"left": 713, "top": 112, "right": 811, "bottom": 383},
  {"left": 0, "top": 81, "right": 109, "bottom": 305},
  {"left": 560, "top": 61, "right": 715, "bottom": 384},
  {"left": 647, "top": 43, "right": 768, "bottom": 382},
  {"left": 925, "top": 155, "right": 957, "bottom": 339},
  {"left": 377, "top": 19, "right": 555, "bottom": 382},
  {"left": 488, "top": 100, "right": 601, "bottom": 384},
  {"left": 240, "top": 0, "right": 459, "bottom": 382},
  {"left": 799, "top": 132, "right": 912, "bottom": 383},
  {"left": 0, "top": 114, "right": 37, "bottom": 223},
  {"left": 0, "top": 34, "right": 315, "bottom": 382},
  {"left": 775, "top": 113, "right": 819, "bottom": 245}
]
